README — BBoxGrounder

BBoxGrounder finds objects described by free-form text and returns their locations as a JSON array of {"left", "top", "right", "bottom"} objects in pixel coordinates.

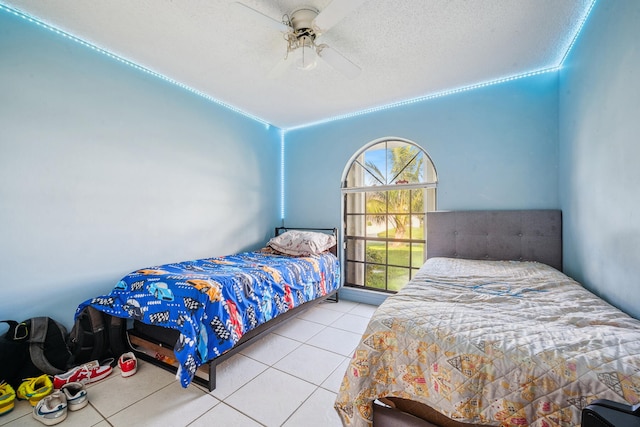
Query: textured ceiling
[{"left": 3, "top": 0, "right": 593, "bottom": 129}]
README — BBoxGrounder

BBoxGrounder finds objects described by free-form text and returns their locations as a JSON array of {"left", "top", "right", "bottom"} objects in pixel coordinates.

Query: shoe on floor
[
  {"left": 32, "top": 390, "right": 67, "bottom": 426},
  {"left": 0, "top": 382, "right": 16, "bottom": 416},
  {"left": 53, "top": 360, "right": 113, "bottom": 389},
  {"left": 60, "top": 382, "right": 87, "bottom": 411},
  {"left": 16, "top": 375, "right": 53, "bottom": 407},
  {"left": 118, "top": 352, "right": 137, "bottom": 377}
]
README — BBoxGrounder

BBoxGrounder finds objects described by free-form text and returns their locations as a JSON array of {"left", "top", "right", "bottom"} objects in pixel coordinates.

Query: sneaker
[
  {"left": 0, "top": 382, "right": 16, "bottom": 416},
  {"left": 60, "top": 382, "right": 87, "bottom": 411},
  {"left": 32, "top": 390, "right": 67, "bottom": 426},
  {"left": 118, "top": 352, "right": 137, "bottom": 377},
  {"left": 53, "top": 360, "right": 113, "bottom": 389},
  {"left": 16, "top": 375, "right": 53, "bottom": 407}
]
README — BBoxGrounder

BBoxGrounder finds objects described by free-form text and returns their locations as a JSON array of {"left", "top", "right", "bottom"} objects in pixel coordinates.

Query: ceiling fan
[{"left": 232, "top": 0, "right": 366, "bottom": 79}]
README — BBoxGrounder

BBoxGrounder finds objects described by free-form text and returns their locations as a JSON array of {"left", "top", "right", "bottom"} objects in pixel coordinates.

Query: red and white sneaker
[
  {"left": 118, "top": 352, "right": 137, "bottom": 378},
  {"left": 53, "top": 361, "right": 113, "bottom": 389}
]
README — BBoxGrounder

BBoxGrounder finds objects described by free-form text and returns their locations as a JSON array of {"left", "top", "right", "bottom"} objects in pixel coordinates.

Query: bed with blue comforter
[{"left": 77, "top": 247, "right": 340, "bottom": 388}]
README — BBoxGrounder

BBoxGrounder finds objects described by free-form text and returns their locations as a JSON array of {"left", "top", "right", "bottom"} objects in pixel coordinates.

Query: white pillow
[{"left": 267, "top": 230, "right": 336, "bottom": 256}]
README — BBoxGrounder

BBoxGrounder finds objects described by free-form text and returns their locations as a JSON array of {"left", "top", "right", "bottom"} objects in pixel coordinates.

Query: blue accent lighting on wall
[
  {"left": 1, "top": 0, "right": 597, "bottom": 132},
  {"left": 0, "top": 3, "right": 272, "bottom": 129},
  {"left": 559, "top": 0, "right": 598, "bottom": 66},
  {"left": 280, "top": 130, "right": 286, "bottom": 221},
  {"left": 287, "top": 67, "right": 560, "bottom": 130}
]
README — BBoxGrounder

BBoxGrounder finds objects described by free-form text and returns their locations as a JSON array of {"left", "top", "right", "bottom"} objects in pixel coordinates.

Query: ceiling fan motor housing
[{"left": 290, "top": 7, "right": 319, "bottom": 41}]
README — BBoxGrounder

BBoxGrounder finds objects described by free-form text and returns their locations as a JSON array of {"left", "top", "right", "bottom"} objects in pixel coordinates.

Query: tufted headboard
[{"left": 426, "top": 210, "right": 562, "bottom": 271}]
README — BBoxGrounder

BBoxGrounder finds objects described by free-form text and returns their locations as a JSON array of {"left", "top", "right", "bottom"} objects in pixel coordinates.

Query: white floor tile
[
  {"left": 188, "top": 403, "right": 262, "bottom": 427},
  {"left": 283, "top": 388, "right": 343, "bottom": 427},
  {"left": 273, "top": 317, "right": 326, "bottom": 342},
  {"left": 240, "top": 333, "right": 300, "bottom": 365},
  {"left": 330, "top": 313, "right": 371, "bottom": 335},
  {"left": 273, "top": 344, "right": 346, "bottom": 385},
  {"left": 349, "top": 303, "right": 379, "bottom": 319},
  {"left": 225, "top": 368, "right": 316, "bottom": 427},
  {"left": 107, "top": 381, "right": 218, "bottom": 427},
  {"left": 87, "top": 359, "right": 175, "bottom": 418},
  {"left": 206, "top": 354, "right": 268, "bottom": 400},
  {"left": 321, "top": 357, "right": 351, "bottom": 393},
  {"left": 306, "top": 327, "right": 363, "bottom": 356},
  {"left": 2, "top": 305, "right": 381, "bottom": 427},
  {"left": 56, "top": 404, "right": 105, "bottom": 427},
  {"left": 0, "top": 400, "right": 104, "bottom": 427},
  {"left": 319, "top": 299, "right": 360, "bottom": 313},
  {"left": 297, "top": 306, "right": 345, "bottom": 325},
  {"left": 0, "top": 399, "right": 32, "bottom": 426}
]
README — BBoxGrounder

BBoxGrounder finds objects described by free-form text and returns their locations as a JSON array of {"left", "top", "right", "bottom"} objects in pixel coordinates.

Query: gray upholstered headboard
[{"left": 427, "top": 210, "right": 562, "bottom": 271}]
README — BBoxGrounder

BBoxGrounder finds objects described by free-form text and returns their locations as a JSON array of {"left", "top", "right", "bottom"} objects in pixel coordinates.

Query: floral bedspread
[
  {"left": 78, "top": 250, "right": 340, "bottom": 387},
  {"left": 335, "top": 257, "right": 640, "bottom": 427}
]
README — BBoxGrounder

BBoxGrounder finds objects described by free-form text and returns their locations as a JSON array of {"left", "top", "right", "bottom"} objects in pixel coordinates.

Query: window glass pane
[
  {"left": 389, "top": 189, "right": 411, "bottom": 214},
  {"left": 389, "top": 214, "right": 410, "bottom": 239},
  {"left": 411, "top": 243, "right": 425, "bottom": 268},
  {"left": 366, "top": 241, "right": 386, "bottom": 264},
  {"left": 366, "top": 265, "right": 386, "bottom": 290},
  {"left": 365, "top": 192, "right": 386, "bottom": 214},
  {"left": 389, "top": 145, "right": 424, "bottom": 184},
  {"left": 388, "top": 267, "right": 410, "bottom": 292},
  {"left": 363, "top": 142, "right": 388, "bottom": 186},
  {"left": 366, "top": 215, "right": 386, "bottom": 238},
  {"left": 346, "top": 238, "right": 365, "bottom": 262},
  {"left": 347, "top": 261, "right": 364, "bottom": 286},
  {"left": 388, "top": 241, "right": 410, "bottom": 267},
  {"left": 411, "top": 189, "right": 425, "bottom": 213},
  {"left": 345, "top": 160, "right": 365, "bottom": 189},
  {"left": 410, "top": 214, "right": 425, "bottom": 240},
  {"left": 346, "top": 214, "right": 365, "bottom": 237},
  {"left": 425, "top": 187, "right": 437, "bottom": 212},
  {"left": 346, "top": 193, "right": 366, "bottom": 214}
]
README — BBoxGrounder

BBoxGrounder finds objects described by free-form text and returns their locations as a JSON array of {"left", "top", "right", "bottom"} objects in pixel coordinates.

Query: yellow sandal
[
  {"left": 16, "top": 375, "right": 53, "bottom": 407},
  {"left": 0, "top": 381, "right": 16, "bottom": 416}
]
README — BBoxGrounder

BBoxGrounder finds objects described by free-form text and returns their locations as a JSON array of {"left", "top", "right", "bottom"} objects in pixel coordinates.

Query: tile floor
[{"left": 1, "top": 299, "right": 377, "bottom": 427}]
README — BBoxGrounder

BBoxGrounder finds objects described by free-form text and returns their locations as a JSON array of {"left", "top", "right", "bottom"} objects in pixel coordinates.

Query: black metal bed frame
[{"left": 127, "top": 227, "right": 340, "bottom": 391}]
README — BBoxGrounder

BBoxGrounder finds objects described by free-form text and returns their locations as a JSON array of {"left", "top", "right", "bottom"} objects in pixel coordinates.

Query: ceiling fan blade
[
  {"left": 312, "top": 0, "right": 368, "bottom": 34},
  {"left": 231, "top": 2, "right": 290, "bottom": 33},
  {"left": 316, "top": 44, "right": 361, "bottom": 79},
  {"left": 268, "top": 55, "right": 293, "bottom": 79}
]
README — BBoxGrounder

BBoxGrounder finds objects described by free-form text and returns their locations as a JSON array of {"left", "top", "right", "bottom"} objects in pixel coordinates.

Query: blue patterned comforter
[{"left": 77, "top": 250, "right": 340, "bottom": 387}]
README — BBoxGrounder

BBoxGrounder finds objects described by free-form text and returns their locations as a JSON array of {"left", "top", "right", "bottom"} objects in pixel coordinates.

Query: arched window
[{"left": 341, "top": 138, "right": 437, "bottom": 292}]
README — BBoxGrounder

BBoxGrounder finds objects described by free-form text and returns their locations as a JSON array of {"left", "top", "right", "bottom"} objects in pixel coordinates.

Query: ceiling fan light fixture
[
  {"left": 293, "top": 35, "right": 317, "bottom": 70},
  {"left": 237, "top": 1, "right": 364, "bottom": 78}
]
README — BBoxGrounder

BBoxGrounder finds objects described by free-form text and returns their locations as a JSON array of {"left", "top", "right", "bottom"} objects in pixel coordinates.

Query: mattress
[
  {"left": 335, "top": 257, "right": 640, "bottom": 427},
  {"left": 77, "top": 250, "right": 340, "bottom": 387}
]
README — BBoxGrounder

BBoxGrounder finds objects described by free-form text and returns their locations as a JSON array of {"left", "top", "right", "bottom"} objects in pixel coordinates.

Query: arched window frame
[{"left": 341, "top": 137, "right": 438, "bottom": 292}]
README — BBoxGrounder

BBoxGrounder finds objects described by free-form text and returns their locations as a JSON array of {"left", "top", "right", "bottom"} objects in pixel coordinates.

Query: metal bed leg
[
  {"left": 325, "top": 290, "right": 339, "bottom": 303},
  {"left": 208, "top": 362, "right": 216, "bottom": 392}
]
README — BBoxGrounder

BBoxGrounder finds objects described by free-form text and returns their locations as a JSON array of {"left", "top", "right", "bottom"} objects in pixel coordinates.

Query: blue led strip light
[
  {"left": 287, "top": 67, "right": 560, "bottom": 130},
  {"left": 280, "top": 130, "right": 286, "bottom": 220},
  {"left": 2, "top": 0, "right": 598, "bottom": 131},
  {"left": 0, "top": 3, "right": 272, "bottom": 128},
  {"left": 558, "top": 0, "right": 598, "bottom": 66}
]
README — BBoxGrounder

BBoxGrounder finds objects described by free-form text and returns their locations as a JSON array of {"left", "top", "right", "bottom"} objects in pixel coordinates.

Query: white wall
[
  {"left": 559, "top": 0, "right": 640, "bottom": 318},
  {"left": 284, "top": 73, "right": 560, "bottom": 229},
  {"left": 0, "top": 11, "right": 281, "bottom": 328}
]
